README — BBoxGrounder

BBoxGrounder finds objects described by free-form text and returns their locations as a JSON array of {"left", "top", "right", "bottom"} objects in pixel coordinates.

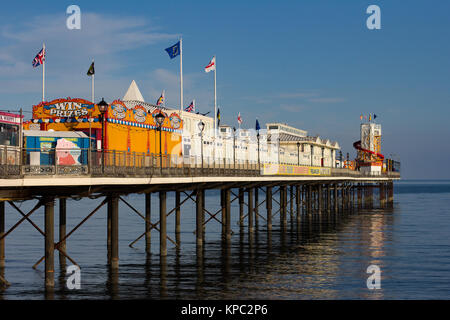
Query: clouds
[{"left": 0, "top": 11, "right": 178, "bottom": 107}]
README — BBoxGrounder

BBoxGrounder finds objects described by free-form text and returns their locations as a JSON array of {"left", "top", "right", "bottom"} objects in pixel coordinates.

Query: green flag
[{"left": 87, "top": 61, "right": 95, "bottom": 76}]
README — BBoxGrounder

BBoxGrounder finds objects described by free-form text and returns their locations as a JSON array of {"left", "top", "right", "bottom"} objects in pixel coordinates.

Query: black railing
[{"left": 0, "top": 147, "right": 401, "bottom": 179}]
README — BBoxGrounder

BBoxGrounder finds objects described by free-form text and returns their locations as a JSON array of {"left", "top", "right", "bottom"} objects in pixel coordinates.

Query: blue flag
[
  {"left": 165, "top": 41, "right": 181, "bottom": 59},
  {"left": 255, "top": 119, "right": 261, "bottom": 131}
]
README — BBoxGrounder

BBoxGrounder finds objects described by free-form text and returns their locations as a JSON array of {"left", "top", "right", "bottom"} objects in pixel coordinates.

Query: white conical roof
[{"left": 123, "top": 80, "right": 145, "bottom": 102}]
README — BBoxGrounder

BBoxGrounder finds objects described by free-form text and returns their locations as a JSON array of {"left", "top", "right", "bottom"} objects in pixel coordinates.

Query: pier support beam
[
  {"left": 145, "top": 192, "right": 151, "bottom": 254},
  {"left": 238, "top": 188, "right": 244, "bottom": 228},
  {"left": 296, "top": 185, "right": 301, "bottom": 222},
  {"left": 289, "top": 185, "right": 294, "bottom": 220},
  {"left": 266, "top": 187, "right": 272, "bottom": 231},
  {"left": 44, "top": 197, "right": 55, "bottom": 288},
  {"left": 280, "top": 186, "right": 287, "bottom": 227},
  {"left": 0, "top": 201, "right": 5, "bottom": 269},
  {"left": 357, "top": 184, "right": 362, "bottom": 208},
  {"left": 59, "top": 198, "right": 67, "bottom": 268},
  {"left": 367, "top": 185, "right": 373, "bottom": 208},
  {"left": 159, "top": 191, "right": 167, "bottom": 257},
  {"left": 107, "top": 196, "right": 112, "bottom": 263},
  {"left": 248, "top": 188, "right": 254, "bottom": 233},
  {"left": 196, "top": 189, "right": 204, "bottom": 249},
  {"left": 175, "top": 191, "right": 181, "bottom": 245},
  {"left": 221, "top": 189, "right": 226, "bottom": 238},
  {"left": 318, "top": 184, "right": 323, "bottom": 212},
  {"left": 308, "top": 185, "right": 312, "bottom": 214},
  {"left": 254, "top": 188, "right": 259, "bottom": 229},
  {"left": 225, "top": 188, "right": 231, "bottom": 242},
  {"left": 388, "top": 182, "right": 394, "bottom": 205},
  {"left": 334, "top": 184, "right": 338, "bottom": 212},
  {"left": 0, "top": 201, "right": 5, "bottom": 268},
  {"left": 110, "top": 195, "right": 119, "bottom": 269},
  {"left": 379, "top": 183, "right": 385, "bottom": 208}
]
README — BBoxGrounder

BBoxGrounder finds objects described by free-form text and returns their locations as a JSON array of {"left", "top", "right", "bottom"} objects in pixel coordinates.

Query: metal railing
[{"left": 0, "top": 147, "right": 401, "bottom": 179}]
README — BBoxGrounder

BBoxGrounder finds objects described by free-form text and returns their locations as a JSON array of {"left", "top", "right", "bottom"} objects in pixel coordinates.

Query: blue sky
[{"left": 0, "top": 0, "right": 449, "bottom": 179}]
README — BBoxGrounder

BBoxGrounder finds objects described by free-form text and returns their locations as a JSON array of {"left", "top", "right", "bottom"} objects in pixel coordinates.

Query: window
[{"left": 0, "top": 123, "right": 19, "bottom": 146}]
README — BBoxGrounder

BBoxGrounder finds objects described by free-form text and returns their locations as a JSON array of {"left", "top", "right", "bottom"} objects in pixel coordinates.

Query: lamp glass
[{"left": 155, "top": 113, "right": 165, "bottom": 126}]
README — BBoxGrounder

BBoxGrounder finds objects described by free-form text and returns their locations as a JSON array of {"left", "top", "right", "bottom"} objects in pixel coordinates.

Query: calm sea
[{"left": 1, "top": 180, "right": 449, "bottom": 300}]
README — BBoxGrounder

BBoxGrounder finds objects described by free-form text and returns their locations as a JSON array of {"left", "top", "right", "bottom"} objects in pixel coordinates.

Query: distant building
[
  {"left": 0, "top": 111, "right": 23, "bottom": 165},
  {"left": 266, "top": 122, "right": 340, "bottom": 167}
]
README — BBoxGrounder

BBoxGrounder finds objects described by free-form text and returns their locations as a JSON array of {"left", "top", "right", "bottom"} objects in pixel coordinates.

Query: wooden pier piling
[
  {"left": 107, "top": 196, "right": 112, "bottom": 263},
  {"left": 58, "top": 198, "right": 67, "bottom": 268},
  {"left": 0, "top": 201, "right": 5, "bottom": 269},
  {"left": 254, "top": 188, "right": 259, "bottom": 229},
  {"left": 175, "top": 191, "right": 181, "bottom": 245},
  {"left": 196, "top": 189, "right": 203, "bottom": 248},
  {"left": 266, "top": 187, "right": 272, "bottom": 231},
  {"left": 145, "top": 192, "right": 151, "bottom": 254},
  {"left": 159, "top": 191, "right": 167, "bottom": 257},
  {"left": 238, "top": 188, "right": 244, "bottom": 228},
  {"left": 248, "top": 188, "right": 254, "bottom": 233},
  {"left": 110, "top": 195, "right": 119, "bottom": 269},
  {"left": 44, "top": 197, "right": 55, "bottom": 288},
  {"left": 225, "top": 188, "right": 231, "bottom": 242}
]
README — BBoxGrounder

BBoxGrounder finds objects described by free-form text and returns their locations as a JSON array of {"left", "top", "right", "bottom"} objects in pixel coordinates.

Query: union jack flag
[
  {"left": 32, "top": 47, "right": 45, "bottom": 68},
  {"left": 156, "top": 90, "right": 165, "bottom": 106},
  {"left": 185, "top": 100, "right": 195, "bottom": 112}
]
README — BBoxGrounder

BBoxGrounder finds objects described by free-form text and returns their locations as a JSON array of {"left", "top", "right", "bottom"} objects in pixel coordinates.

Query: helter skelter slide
[
  {"left": 353, "top": 140, "right": 384, "bottom": 161},
  {"left": 353, "top": 122, "right": 384, "bottom": 174}
]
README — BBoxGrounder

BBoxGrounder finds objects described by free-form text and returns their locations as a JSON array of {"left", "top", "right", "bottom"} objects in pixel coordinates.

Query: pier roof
[{"left": 123, "top": 80, "right": 145, "bottom": 102}]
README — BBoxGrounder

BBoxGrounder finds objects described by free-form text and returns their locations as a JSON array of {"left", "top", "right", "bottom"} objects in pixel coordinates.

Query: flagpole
[
  {"left": 42, "top": 42, "right": 45, "bottom": 102},
  {"left": 214, "top": 55, "right": 217, "bottom": 138},
  {"left": 180, "top": 37, "right": 183, "bottom": 114}
]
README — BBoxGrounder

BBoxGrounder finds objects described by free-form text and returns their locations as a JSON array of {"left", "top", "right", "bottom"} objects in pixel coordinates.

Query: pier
[{"left": 0, "top": 155, "right": 399, "bottom": 290}]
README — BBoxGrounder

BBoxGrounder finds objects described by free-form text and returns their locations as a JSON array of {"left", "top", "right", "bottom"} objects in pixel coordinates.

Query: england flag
[{"left": 204, "top": 56, "right": 216, "bottom": 73}]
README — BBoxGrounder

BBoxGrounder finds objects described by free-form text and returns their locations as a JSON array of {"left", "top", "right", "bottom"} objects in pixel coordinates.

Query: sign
[
  {"left": 56, "top": 138, "right": 81, "bottom": 165},
  {"left": 33, "top": 98, "right": 96, "bottom": 119},
  {"left": 0, "top": 111, "right": 22, "bottom": 125},
  {"left": 262, "top": 164, "right": 331, "bottom": 176}
]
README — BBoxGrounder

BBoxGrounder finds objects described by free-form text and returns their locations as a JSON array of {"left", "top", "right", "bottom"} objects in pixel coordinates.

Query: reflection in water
[{"left": 0, "top": 189, "right": 401, "bottom": 300}]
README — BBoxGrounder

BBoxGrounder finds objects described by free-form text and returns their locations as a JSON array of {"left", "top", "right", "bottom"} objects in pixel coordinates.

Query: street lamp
[
  {"left": 233, "top": 127, "right": 236, "bottom": 169},
  {"left": 297, "top": 142, "right": 300, "bottom": 166},
  {"left": 198, "top": 121, "right": 205, "bottom": 169},
  {"left": 310, "top": 144, "right": 314, "bottom": 167},
  {"left": 97, "top": 98, "right": 108, "bottom": 173},
  {"left": 257, "top": 131, "right": 260, "bottom": 168},
  {"left": 155, "top": 112, "right": 166, "bottom": 171}
]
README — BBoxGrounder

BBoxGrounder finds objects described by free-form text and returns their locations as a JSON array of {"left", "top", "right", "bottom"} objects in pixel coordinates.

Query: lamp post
[
  {"left": 310, "top": 144, "right": 313, "bottom": 167},
  {"left": 97, "top": 98, "right": 108, "bottom": 173},
  {"left": 233, "top": 127, "right": 236, "bottom": 169},
  {"left": 278, "top": 137, "right": 281, "bottom": 164},
  {"left": 257, "top": 132, "right": 260, "bottom": 169},
  {"left": 297, "top": 142, "right": 300, "bottom": 166},
  {"left": 155, "top": 112, "right": 166, "bottom": 172},
  {"left": 198, "top": 121, "right": 205, "bottom": 170}
]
